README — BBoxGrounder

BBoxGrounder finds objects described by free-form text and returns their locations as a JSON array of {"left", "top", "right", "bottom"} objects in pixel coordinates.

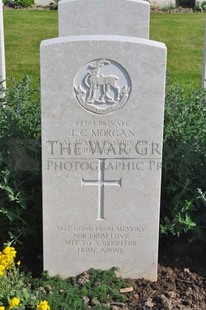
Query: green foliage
[
  {"left": 49, "top": 0, "right": 59, "bottom": 10},
  {"left": 31, "top": 268, "right": 128, "bottom": 310},
  {"left": 3, "top": 0, "right": 34, "bottom": 8},
  {"left": 0, "top": 77, "right": 41, "bottom": 248},
  {"left": 0, "top": 77, "right": 40, "bottom": 139},
  {"left": 195, "top": 1, "right": 206, "bottom": 12},
  {"left": 0, "top": 266, "right": 35, "bottom": 310},
  {"left": 0, "top": 246, "right": 49, "bottom": 309},
  {"left": 176, "top": 0, "right": 195, "bottom": 8},
  {"left": 0, "top": 245, "right": 128, "bottom": 310},
  {"left": 161, "top": 85, "right": 206, "bottom": 240}
]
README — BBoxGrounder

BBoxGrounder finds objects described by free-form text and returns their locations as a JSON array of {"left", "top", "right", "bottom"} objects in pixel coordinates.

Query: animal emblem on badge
[{"left": 74, "top": 59, "right": 132, "bottom": 115}]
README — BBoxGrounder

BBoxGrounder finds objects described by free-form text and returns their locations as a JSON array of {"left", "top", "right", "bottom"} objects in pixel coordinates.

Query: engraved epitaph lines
[{"left": 81, "top": 159, "right": 122, "bottom": 220}]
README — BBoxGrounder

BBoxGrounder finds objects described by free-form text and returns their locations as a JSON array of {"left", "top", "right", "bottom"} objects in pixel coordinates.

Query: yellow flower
[
  {"left": 0, "top": 306, "right": 5, "bottom": 310},
  {"left": 0, "top": 246, "right": 17, "bottom": 270},
  {"left": 3, "top": 247, "right": 16, "bottom": 257},
  {"left": 0, "top": 265, "right": 6, "bottom": 276},
  {"left": 0, "top": 258, "right": 7, "bottom": 266},
  {"left": 0, "top": 246, "right": 17, "bottom": 276},
  {"left": 17, "top": 261, "right": 21, "bottom": 266},
  {"left": 0, "top": 252, "right": 7, "bottom": 266},
  {"left": 9, "top": 297, "right": 20, "bottom": 309},
  {"left": 37, "top": 300, "right": 50, "bottom": 310}
]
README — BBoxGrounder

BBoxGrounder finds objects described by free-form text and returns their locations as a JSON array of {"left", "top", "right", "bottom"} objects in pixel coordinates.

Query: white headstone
[
  {"left": 41, "top": 34, "right": 167, "bottom": 281},
  {"left": 0, "top": 0, "right": 6, "bottom": 87},
  {"left": 58, "top": 0, "right": 150, "bottom": 38},
  {"left": 35, "top": 0, "right": 53, "bottom": 5}
]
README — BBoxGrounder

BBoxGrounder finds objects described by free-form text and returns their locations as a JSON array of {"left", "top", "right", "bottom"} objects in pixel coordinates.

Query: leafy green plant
[
  {"left": 176, "top": 0, "right": 195, "bottom": 8},
  {"left": 0, "top": 244, "right": 129, "bottom": 310},
  {"left": 31, "top": 268, "right": 128, "bottom": 310},
  {"left": 0, "top": 245, "right": 51, "bottom": 310},
  {"left": 195, "top": 1, "right": 206, "bottom": 12},
  {"left": 49, "top": 0, "right": 59, "bottom": 10},
  {"left": 0, "top": 77, "right": 41, "bottom": 252},
  {"left": 3, "top": 0, "right": 34, "bottom": 8},
  {"left": 161, "top": 85, "right": 206, "bottom": 240}
]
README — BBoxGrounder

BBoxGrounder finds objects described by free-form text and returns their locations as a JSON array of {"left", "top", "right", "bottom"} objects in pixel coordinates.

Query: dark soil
[
  {"left": 116, "top": 262, "right": 206, "bottom": 310},
  {"left": 112, "top": 237, "right": 206, "bottom": 310}
]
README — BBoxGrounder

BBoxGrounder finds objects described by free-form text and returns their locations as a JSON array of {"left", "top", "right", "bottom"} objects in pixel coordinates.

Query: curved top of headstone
[{"left": 58, "top": 0, "right": 150, "bottom": 39}]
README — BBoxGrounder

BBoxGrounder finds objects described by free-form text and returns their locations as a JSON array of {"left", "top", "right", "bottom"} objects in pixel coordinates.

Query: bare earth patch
[
  {"left": 124, "top": 264, "right": 206, "bottom": 310},
  {"left": 109, "top": 238, "right": 206, "bottom": 310}
]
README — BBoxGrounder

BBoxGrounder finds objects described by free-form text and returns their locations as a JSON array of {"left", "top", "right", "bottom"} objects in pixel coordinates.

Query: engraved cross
[{"left": 81, "top": 159, "right": 122, "bottom": 220}]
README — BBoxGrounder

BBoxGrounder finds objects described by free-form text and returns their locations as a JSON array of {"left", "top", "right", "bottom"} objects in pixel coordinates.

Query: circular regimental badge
[{"left": 74, "top": 59, "right": 132, "bottom": 115}]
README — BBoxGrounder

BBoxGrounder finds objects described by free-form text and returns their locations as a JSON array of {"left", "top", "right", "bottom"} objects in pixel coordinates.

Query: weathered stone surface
[
  {"left": 41, "top": 35, "right": 166, "bottom": 280},
  {"left": 58, "top": 0, "right": 150, "bottom": 38}
]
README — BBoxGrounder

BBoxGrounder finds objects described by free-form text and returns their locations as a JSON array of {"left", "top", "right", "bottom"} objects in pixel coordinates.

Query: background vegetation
[{"left": 3, "top": 11, "right": 205, "bottom": 90}]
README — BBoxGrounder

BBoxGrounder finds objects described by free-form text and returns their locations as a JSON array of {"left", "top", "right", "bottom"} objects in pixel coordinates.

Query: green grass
[
  {"left": 150, "top": 13, "right": 205, "bottom": 90},
  {"left": 3, "top": 10, "right": 206, "bottom": 90},
  {"left": 4, "top": 10, "right": 57, "bottom": 86}
]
